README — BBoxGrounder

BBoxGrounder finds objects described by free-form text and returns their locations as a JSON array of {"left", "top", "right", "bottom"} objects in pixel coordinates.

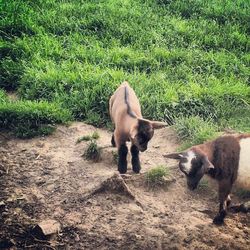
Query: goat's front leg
[
  {"left": 213, "top": 180, "right": 232, "bottom": 225},
  {"left": 118, "top": 144, "right": 128, "bottom": 174},
  {"left": 131, "top": 144, "right": 141, "bottom": 173}
]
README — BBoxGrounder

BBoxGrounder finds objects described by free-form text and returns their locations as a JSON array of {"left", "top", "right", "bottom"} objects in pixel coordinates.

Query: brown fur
[
  {"left": 109, "top": 81, "right": 167, "bottom": 173},
  {"left": 164, "top": 134, "right": 250, "bottom": 225}
]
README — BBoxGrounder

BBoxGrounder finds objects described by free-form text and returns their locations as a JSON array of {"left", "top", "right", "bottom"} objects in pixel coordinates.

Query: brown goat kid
[
  {"left": 164, "top": 134, "right": 250, "bottom": 225},
  {"left": 109, "top": 81, "right": 167, "bottom": 174}
]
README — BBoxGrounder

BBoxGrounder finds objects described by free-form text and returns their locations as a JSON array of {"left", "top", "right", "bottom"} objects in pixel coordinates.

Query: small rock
[
  {"left": 36, "top": 142, "right": 45, "bottom": 148},
  {"left": 135, "top": 234, "right": 142, "bottom": 240},
  {"left": 32, "top": 219, "right": 61, "bottom": 239},
  {"left": 0, "top": 201, "right": 5, "bottom": 207},
  {"left": 159, "top": 213, "right": 165, "bottom": 219}
]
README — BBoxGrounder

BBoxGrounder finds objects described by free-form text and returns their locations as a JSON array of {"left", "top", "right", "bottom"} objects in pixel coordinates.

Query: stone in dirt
[
  {"left": 32, "top": 219, "right": 61, "bottom": 239},
  {"left": 81, "top": 173, "right": 136, "bottom": 200}
]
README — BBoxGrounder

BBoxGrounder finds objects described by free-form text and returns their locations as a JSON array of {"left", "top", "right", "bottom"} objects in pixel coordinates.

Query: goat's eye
[{"left": 188, "top": 172, "right": 195, "bottom": 177}]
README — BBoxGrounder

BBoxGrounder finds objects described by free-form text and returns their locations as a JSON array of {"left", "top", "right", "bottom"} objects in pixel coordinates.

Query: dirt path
[{"left": 0, "top": 122, "right": 249, "bottom": 249}]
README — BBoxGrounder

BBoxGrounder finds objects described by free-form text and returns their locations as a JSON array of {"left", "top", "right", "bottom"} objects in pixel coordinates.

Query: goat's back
[
  {"left": 209, "top": 134, "right": 250, "bottom": 190},
  {"left": 109, "top": 82, "right": 142, "bottom": 124}
]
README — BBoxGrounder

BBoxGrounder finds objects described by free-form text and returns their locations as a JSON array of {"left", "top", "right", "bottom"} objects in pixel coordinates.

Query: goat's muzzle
[{"left": 187, "top": 180, "right": 198, "bottom": 190}]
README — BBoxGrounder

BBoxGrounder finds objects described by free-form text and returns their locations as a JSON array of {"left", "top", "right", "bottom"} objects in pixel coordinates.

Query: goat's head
[
  {"left": 164, "top": 150, "right": 214, "bottom": 190},
  {"left": 130, "top": 119, "right": 167, "bottom": 152}
]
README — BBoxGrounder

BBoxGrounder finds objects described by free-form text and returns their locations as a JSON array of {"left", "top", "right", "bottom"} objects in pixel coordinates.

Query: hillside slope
[{"left": 0, "top": 123, "right": 249, "bottom": 249}]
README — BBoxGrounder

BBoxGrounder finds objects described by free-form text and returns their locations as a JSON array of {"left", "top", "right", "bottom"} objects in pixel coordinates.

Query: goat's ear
[
  {"left": 151, "top": 121, "right": 168, "bottom": 129},
  {"left": 163, "top": 152, "right": 183, "bottom": 160},
  {"left": 202, "top": 156, "right": 214, "bottom": 171},
  {"left": 137, "top": 119, "right": 153, "bottom": 133}
]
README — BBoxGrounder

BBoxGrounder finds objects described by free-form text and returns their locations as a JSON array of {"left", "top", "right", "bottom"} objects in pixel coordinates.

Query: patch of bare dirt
[{"left": 0, "top": 122, "right": 249, "bottom": 249}]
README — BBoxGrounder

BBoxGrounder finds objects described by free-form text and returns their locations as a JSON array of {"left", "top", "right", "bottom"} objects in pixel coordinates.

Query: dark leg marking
[
  {"left": 111, "top": 134, "right": 116, "bottom": 147},
  {"left": 118, "top": 144, "right": 128, "bottom": 174},
  {"left": 213, "top": 203, "right": 227, "bottom": 225},
  {"left": 131, "top": 145, "right": 141, "bottom": 173},
  {"left": 213, "top": 180, "right": 232, "bottom": 225}
]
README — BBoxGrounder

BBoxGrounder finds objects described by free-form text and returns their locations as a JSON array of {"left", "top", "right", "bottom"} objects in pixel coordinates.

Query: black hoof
[
  {"left": 131, "top": 145, "right": 141, "bottom": 174},
  {"left": 213, "top": 215, "right": 224, "bottom": 225},
  {"left": 132, "top": 163, "right": 141, "bottom": 173},
  {"left": 133, "top": 168, "right": 140, "bottom": 174},
  {"left": 118, "top": 167, "right": 127, "bottom": 174},
  {"left": 118, "top": 161, "right": 127, "bottom": 174}
]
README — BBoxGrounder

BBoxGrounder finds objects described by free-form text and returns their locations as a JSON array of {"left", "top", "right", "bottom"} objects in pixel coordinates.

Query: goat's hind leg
[
  {"left": 118, "top": 144, "right": 128, "bottom": 174},
  {"left": 213, "top": 180, "right": 232, "bottom": 225},
  {"left": 131, "top": 145, "right": 141, "bottom": 173},
  {"left": 226, "top": 194, "right": 231, "bottom": 207},
  {"left": 230, "top": 201, "right": 250, "bottom": 213}
]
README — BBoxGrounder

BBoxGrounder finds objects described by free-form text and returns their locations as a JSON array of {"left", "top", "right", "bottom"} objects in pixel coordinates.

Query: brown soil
[{"left": 0, "top": 122, "right": 249, "bottom": 249}]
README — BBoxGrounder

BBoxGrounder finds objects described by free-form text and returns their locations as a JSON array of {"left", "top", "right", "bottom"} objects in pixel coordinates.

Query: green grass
[
  {"left": 175, "top": 116, "right": 220, "bottom": 149},
  {"left": 197, "top": 179, "right": 210, "bottom": 191},
  {"left": 92, "top": 131, "right": 100, "bottom": 140},
  {"left": 0, "top": 100, "right": 71, "bottom": 138},
  {"left": 76, "top": 131, "right": 100, "bottom": 143},
  {"left": 1, "top": 0, "right": 250, "bottom": 140},
  {"left": 146, "top": 165, "right": 170, "bottom": 186},
  {"left": 76, "top": 135, "right": 92, "bottom": 143},
  {"left": 83, "top": 141, "right": 102, "bottom": 162},
  {"left": 0, "top": 89, "right": 8, "bottom": 103},
  {"left": 235, "top": 188, "right": 250, "bottom": 199}
]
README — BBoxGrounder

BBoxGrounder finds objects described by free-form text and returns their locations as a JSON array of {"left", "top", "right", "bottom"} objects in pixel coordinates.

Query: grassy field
[{"left": 0, "top": 0, "right": 249, "bottom": 141}]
